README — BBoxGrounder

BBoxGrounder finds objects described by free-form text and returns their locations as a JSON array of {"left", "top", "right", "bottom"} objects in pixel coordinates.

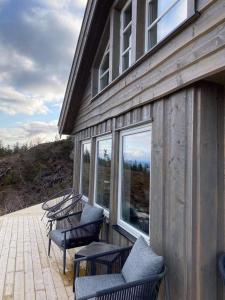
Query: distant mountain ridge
[{"left": 0, "top": 139, "right": 73, "bottom": 215}]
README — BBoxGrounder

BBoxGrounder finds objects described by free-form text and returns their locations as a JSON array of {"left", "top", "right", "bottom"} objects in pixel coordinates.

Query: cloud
[
  {"left": 0, "top": 0, "right": 86, "bottom": 117},
  {"left": 0, "top": 85, "right": 49, "bottom": 115},
  {"left": 0, "top": 120, "right": 59, "bottom": 146}
]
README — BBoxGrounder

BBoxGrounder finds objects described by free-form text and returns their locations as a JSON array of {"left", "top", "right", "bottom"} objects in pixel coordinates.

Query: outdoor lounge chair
[
  {"left": 74, "top": 236, "right": 166, "bottom": 300},
  {"left": 48, "top": 203, "right": 104, "bottom": 274},
  {"left": 41, "top": 187, "right": 76, "bottom": 220},
  {"left": 46, "top": 193, "right": 83, "bottom": 221},
  {"left": 218, "top": 253, "right": 225, "bottom": 285}
]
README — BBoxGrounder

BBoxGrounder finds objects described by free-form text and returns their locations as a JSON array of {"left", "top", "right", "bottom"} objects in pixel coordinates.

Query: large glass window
[
  {"left": 118, "top": 125, "right": 151, "bottom": 237},
  {"left": 120, "top": 0, "right": 132, "bottom": 73},
  {"left": 99, "top": 43, "right": 110, "bottom": 91},
  {"left": 80, "top": 141, "right": 91, "bottom": 199},
  {"left": 94, "top": 136, "right": 112, "bottom": 212},
  {"left": 146, "top": 0, "right": 188, "bottom": 51}
]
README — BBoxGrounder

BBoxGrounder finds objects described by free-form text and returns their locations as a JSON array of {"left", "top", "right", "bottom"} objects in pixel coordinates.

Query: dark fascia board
[{"left": 58, "top": 0, "right": 114, "bottom": 135}]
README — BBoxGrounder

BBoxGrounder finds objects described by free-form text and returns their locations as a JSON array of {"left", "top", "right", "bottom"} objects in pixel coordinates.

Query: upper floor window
[
  {"left": 145, "top": 0, "right": 188, "bottom": 51},
  {"left": 120, "top": 0, "right": 132, "bottom": 73},
  {"left": 99, "top": 43, "right": 110, "bottom": 91}
]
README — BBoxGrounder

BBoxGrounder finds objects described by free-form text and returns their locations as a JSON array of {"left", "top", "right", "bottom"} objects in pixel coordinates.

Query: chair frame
[
  {"left": 46, "top": 193, "right": 83, "bottom": 220},
  {"left": 48, "top": 212, "right": 105, "bottom": 274},
  {"left": 41, "top": 188, "right": 76, "bottom": 220},
  {"left": 74, "top": 246, "right": 166, "bottom": 300}
]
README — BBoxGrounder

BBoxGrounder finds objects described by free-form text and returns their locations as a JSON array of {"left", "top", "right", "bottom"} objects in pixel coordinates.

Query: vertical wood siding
[{"left": 151, "top": 83, "right": 225, "bottom": 300}]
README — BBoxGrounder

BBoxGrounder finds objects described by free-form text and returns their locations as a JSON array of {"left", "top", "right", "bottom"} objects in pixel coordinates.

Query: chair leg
[
  {"left": 41, "top": 210, "right": 47, "bottom": 221},
  {"left": 48, "top": 238, "right": 51, "bottom": 256},
  {"left": 63, "top": 248, "right": 66, "bottom": 274}
]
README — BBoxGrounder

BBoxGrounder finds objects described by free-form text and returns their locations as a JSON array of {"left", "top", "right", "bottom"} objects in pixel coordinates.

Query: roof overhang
[{"left": 58, "top": 0, "right": 114, "bottom": 135}]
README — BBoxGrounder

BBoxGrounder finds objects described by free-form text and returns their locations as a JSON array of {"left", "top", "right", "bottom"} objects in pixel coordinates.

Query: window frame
[
  {"left": 120, "top": 0, "right": 133, "bottom": 74},
  {"left": 98, "top": 42, "right": 110, "bottom": 92},
  {"left": 79, "top": 139, "right": 92, "bottom": 202},
  {"left": 117, "top": 124, "right": 152, "bottom": 240},
  {"left": 145, "top": 0, "right": 189, "bottom": 52},
  {"left": 93, "top": 134, "right": 112, "bottom": 217}
]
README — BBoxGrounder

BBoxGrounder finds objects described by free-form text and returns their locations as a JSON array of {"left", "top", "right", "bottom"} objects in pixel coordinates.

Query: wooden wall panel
[
  {"left": 151, "top": 83, "right": 225, "bottom": 300},
  {"left": 72, "top": 83, "right": 225, "bottom": 300},
  {"left": 72, "top": 0, "right": 225, "bottom": 134}
]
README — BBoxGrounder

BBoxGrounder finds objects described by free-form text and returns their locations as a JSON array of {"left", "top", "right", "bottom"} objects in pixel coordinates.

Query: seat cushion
[
  {"left": 122, "top": 236, "right": 164, "bottom": 283},
  {"left": 80, "top": 204, "right": 103, "bottom": 225},
  {"left": 75, "top": 274, "right": 125, "bottom": 300},
  {"left": 49, "top": 229, "right": 71, "bottom": 248}
]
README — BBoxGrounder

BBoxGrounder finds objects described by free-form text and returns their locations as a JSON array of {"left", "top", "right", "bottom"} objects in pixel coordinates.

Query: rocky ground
[{"left": 0, "top": 139, "right": 73, "bottom": 216}]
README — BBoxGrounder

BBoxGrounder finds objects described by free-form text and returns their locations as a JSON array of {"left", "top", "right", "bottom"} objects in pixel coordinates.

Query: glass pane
[
  {"left": 100, "top": 72, "right": 109, "bottom": 90},
  {"left": 122, "top": 50, "right": 131, "bottom": 71},
  {"left": 95, "top": 138, "right": 112, "bottom": 210},
  {"left": 120, "top": 129, "right": 151, "bottom": 235},
  {"left": 147, "top": 0, "right": 158, "bottom": 27},
  {"left": 157, "top": 0, "right": 187, "bottom": 42},
  {"left": 147, "top": 26, "right": 157, "bottom": 49},
  {"left": 123, "top": 26, "right": 132, "bottom": 52},
  {"left": 158, "top": 0, "right": 177, "bottom": 15},
  {"left": 100, "top": 52, "right": 109, "bottom": 76},
  {"left": 123, "top": 3, "right": 132, "bottom": 29},
  {"left": 81, "top": 143, "right": 91, "bottom": 198}
]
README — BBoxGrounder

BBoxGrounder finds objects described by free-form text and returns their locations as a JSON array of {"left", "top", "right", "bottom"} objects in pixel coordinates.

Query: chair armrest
[
  {"left": 74, "top": 245, "right": 132, "bottom": 264},
  {"left": 62, "top": 217, "right": 105, "bottom": 233},
  {"left": 48, "top": 210, "right": 82, "bottom": 222},
  {"left": 77, "top": 270, "right": 167, "bottom": 300}
]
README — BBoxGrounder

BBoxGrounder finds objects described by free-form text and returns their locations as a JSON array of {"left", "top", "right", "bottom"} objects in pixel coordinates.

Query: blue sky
[{"left": 0, "top": 0, "right": 87, "bottom": 146}]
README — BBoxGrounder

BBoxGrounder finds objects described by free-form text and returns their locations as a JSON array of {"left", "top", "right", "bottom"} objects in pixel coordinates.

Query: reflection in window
[
  {"left": 121, "top": 1, "right": 132, "bottom": 72},
  {"left": 80, "top": 142, "right": 91, "bottom": 198},
  {"left": 119, "top": 127, "right": 151, "bottom": 236},
  {"left": 95, "top": 138, "right": 112, "bottom": 210},
  {"left": 146, "top": 0, "right": 187, "bottom": 50},
  {"left": 99, "top": 43, "right": 110, "bottom": 91}
]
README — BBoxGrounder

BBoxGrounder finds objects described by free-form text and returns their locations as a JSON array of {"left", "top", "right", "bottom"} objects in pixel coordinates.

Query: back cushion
[
  {"left": 122, "top": 236, "right": 164, "bottom": 283},
  {"left": 80, "top": 204, "right": 103, "bottom": 225}
]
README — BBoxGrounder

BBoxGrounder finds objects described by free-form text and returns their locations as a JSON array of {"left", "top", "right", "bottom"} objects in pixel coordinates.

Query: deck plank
[{"left": 0, "top": 204, "right": 75, "bottom": 300}]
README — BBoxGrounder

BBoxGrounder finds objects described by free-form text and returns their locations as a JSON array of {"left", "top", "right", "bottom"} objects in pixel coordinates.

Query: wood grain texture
[
  {"left": 71, "top": 0, "right": 225, "bottom": 134},
  {"left": 0, "top": 205, "right": 76, "bottom": 300}
]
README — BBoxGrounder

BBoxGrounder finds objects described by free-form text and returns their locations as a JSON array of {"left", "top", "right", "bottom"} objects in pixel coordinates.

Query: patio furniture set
[{"left": 42, "top": 188, "right": 166, "bottom": 299}]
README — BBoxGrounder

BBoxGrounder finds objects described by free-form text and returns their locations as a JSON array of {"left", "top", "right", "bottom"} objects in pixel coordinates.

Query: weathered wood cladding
[
  {"left": 72, "top": 0, "right": 225, "bottom": 134},
  {"left": 150, "top": 83, "right": 225, "bottom": 300},
  {"left": 73, "top": 83, "right": 225, "bottom": 300}
]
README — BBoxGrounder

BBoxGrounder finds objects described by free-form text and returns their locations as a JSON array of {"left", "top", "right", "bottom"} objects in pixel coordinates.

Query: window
[
  {"left": 120, "top": 0, "right": 132, "bottom": 73},
  {"left": 94, "top": 136, "right": 112, "bottom": 214},
  {"left": 118, "top": 125, "right": 151, "bottom": 238},
  {"left": 80, "top": 140, "right": 91, "bottom": 200},
  {"left": 99, "top": 43, "right": 110, "bottom": 91},
  {"left": 145, "top": 0, "right": 188, "bottom": 51}
]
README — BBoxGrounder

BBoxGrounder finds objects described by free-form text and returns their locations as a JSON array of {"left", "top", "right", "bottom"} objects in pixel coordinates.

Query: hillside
[{"left": 0, "top": 139, "right": 73, "bottom": 216}]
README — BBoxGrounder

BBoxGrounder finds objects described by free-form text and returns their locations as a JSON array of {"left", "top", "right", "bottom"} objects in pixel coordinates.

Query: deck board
[{"left": 0, "top": 204, "right": 76, "bottom": 300}]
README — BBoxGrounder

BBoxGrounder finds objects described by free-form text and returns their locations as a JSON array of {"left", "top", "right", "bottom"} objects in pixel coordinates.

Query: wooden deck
[{"left": 0, "top": 204, "right": 76, "bottom": 300}]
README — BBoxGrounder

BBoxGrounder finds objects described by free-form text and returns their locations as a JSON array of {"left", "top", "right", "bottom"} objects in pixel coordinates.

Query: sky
[{"left": 0, "top": 0, "right": 87, "bottom": 147}]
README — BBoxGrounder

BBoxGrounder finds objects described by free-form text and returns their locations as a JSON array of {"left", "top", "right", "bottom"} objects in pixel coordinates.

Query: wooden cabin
[{"left": 58, "top": 0, "right": 225, "bottom": 299}]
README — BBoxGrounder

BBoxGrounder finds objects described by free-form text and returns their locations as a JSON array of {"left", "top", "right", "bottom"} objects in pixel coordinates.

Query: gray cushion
[
  {"left": 49, "top": 229, "right": 71, "bottom": 247},
  {"left": 122, "top": 236, "right": 164, "bottom": 283},
  {"left": 75, "top": 274, "right": 125, "bottom": 300},
  {"left": 80, "top": 204, "right": 103, "bottom": 225}
]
